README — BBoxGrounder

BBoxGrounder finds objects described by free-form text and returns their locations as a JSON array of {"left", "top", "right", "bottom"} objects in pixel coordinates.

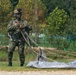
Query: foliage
[
  {"left": 10, "top": 0, "right": 19, "bottom": 7},
  {"left": 69, "top": 0, "right": 76, "bottom": 19},
  {"left": 0, "top": 0, "right": 76, "bottom": 50},
  {"left": 41, "top": 0, "right": 76, "bottom": 17},
  {"left": 16, "top": 0, "right": 46, "bottom": 25},
  {"left": 45, "top": 7, "right": 76, "bottom": 50},
  {"left": 66, "top": 18, "right": 76, "bottom": 37},
  {"left": 47, "top": 7, "right": 68, "bottom": 35},
  {"left": 0, "top": 0, "right": 46, "bottom": 28},
  {"left": 0, "top": 0, "right": 12, "bottom": 25}
]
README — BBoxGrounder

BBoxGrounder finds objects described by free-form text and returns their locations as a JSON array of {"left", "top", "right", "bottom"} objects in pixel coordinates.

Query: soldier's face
[{"left": 14, "top": 13, "right": 22, "bottom": 19}]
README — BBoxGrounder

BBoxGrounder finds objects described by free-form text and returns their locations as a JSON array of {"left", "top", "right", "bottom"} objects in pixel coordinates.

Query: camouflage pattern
[
  {"left": 14, "top": 8, "right": 22, "bottom": 14},
  {"left": 7, "top": 19, "right": 31, "bottom": 66}
]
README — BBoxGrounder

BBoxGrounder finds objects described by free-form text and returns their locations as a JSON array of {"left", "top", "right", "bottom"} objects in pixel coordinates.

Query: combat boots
[
  {"left": 8, "top": 56, "right": 12, "bottom": 66},
  {"left": 20, "top": 60, "right": 24, "bottom": 66},
  {"left": 20, "top": 58, "right": 25, "bottom": 66},
  {"left": 8, "top": 62, "right": 12, "bottom": 66},
  {"left": 20, "top": 63, "right": 24, "bottom": 66}
]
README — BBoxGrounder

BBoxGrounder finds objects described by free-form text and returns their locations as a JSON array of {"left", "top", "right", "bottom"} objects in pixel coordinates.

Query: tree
[
  {"left": 69, "top": 0, "right": 76, "bottom": 19},
  {"left": 10, "top": 0, "right": 19, "bottom": 10},
  {"left": 66, "top": 18, "right": 76, "bottom": 38},
  {"left": 0, "top": 0, "right": 12, "bottom": 25},
  {"left": 0, "top": 0, "right": 46, "bottom": 27},
  {"left": 41, "top": 0, "right": 67, "bottom": 16},
  {"left": 16, "top": 0, "right": 46, "bottom": 34},
  {"left": 17, "top": 0, "right": 46, "bottom": 24},
  {"left": 41, "top": 0, "right": 76, "bottom": 19},
  {"left": 47, "top": 7, "right": 68, "bottom": 36}
]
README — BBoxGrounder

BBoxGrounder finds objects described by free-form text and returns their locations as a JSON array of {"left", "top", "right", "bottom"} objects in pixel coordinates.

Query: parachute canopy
[{"left": 26, "top": 49, "right": 76, "bottom": 68}]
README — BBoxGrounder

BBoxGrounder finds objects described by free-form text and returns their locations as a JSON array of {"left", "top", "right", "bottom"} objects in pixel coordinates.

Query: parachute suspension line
[
  {"left": 21, "top": 31, "right": 37, "bottom": 62},
  {"left": 21, "top": 31, "right": 31, "bottom": 47},
  {"left": 46, "top": 57, "right": 54, "bottom": 61},
  {"left": 21, "top": 31, "right": 54, "bottom": 61},
  {"left": 25, "top": 46, "right": 30, "bottom": 62},
  {"left": 24, "top": 31, "right": 39, "bottom": 47},
  {"left": 21, "top": 31, "right": 38, "bottom": 53},
  {"left": 26, "top": 47, "right": 36, "bottom": 62},
  {"left": 23, "top": 31, "right": 39, "bottom": 55},
  {"left": 28, "top": 47, "right": 38, "bottom": 61},
  {"left": 21, "top": 31, "right": 38, "bottom": 56}
]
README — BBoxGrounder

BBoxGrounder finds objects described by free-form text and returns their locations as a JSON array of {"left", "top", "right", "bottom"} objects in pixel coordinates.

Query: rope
[
  {"left": 21, "top": 30, "right": 53, "bottom": 61},
  {"left": 21, "top": 31, "right": 31, "bottom": 46},
  {"left": 21, "top": 31, "right": 38, "bottom": 55},
  {"left": 24, "top": 31, "right": 39, "bottom": 47}
]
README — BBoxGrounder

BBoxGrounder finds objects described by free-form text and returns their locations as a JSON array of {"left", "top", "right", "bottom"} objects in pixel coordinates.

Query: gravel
[{"left": 0, "top": 70, "right": 76, "bottom": 75}]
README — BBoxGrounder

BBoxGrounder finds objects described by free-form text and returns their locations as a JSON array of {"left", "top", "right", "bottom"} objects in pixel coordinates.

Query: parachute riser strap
[
  {"left": 21, "top": 31, "right": 31, "bottom": 47},
  {"left": 24, "top": 31, "right": 39, "bottom": 47},
  {"left": 21, "top": 31, "right": 38, "bottom": 55}
]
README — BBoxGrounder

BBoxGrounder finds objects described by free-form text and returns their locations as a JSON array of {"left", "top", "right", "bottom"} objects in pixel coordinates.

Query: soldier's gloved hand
[
  {"left": 19, "top": 25, "right": 25, "bottom": 29},
  {"left": 13, "top": 24, "right": 20, "bottom": 29}
]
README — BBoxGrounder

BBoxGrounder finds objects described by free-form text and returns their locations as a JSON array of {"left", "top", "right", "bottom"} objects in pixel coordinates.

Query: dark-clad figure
[{"left": 7, "top": 8, "right": 32, "bottom": 66}]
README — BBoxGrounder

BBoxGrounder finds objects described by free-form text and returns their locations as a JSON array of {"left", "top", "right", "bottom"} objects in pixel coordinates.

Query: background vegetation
[
  {"left": 0, "top": 0, "right": 76, "bottom": 50},
  {"left": 0, "top": 47, "right": 76, "bottom": 70},
  {"left": 0, "top": 0, "right": 76, "bottom": 70}
]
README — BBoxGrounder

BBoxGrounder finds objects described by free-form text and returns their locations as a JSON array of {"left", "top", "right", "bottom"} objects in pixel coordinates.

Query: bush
[{"left": 49, "top": 36, "right": 76, "bottom": 51}]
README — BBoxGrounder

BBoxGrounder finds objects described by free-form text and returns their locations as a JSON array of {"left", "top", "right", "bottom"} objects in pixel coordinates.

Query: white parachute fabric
[
  {"left": 37, "top": 48, "right": 47, "bottom": 62},
  {"left": 26, "top": 49, "right": 76, "bottom": 68},
  {"left": 27, "top": 60, "right": 76, "bottom": 68}
]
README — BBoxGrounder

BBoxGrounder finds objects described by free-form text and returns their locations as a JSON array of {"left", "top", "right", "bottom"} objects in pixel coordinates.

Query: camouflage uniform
[{"left": 7, "top": 8, "right": 32, "bottom": 66}]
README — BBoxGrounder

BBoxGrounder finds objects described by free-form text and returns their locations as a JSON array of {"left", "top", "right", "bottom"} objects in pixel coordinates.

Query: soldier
[{"left": 7, "top": 8, "right": 32, "bottom": 66}]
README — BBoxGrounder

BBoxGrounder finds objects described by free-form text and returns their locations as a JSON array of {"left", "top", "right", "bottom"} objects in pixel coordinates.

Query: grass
[
  {"left": 0, "top": 61, "right": 76, "bottom": 71},
  {"left": 0, "top": 47, "right": 76, "bottom": 71},
  {"left": 0, "top": 27, "right": 76, "bottom": 71},
  {"left": 0, "top": 28, "right": 76, "bottom": 72}
]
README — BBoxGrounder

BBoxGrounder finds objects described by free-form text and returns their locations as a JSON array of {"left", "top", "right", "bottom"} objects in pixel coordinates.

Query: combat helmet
[{"left": 14, "top": 8, "right": 22, "bottom": 14}]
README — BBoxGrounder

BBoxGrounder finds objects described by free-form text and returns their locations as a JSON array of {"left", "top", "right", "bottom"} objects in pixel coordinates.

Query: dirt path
[{"left": 0, "top": 70, "right": 76, "bottom": 75}]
